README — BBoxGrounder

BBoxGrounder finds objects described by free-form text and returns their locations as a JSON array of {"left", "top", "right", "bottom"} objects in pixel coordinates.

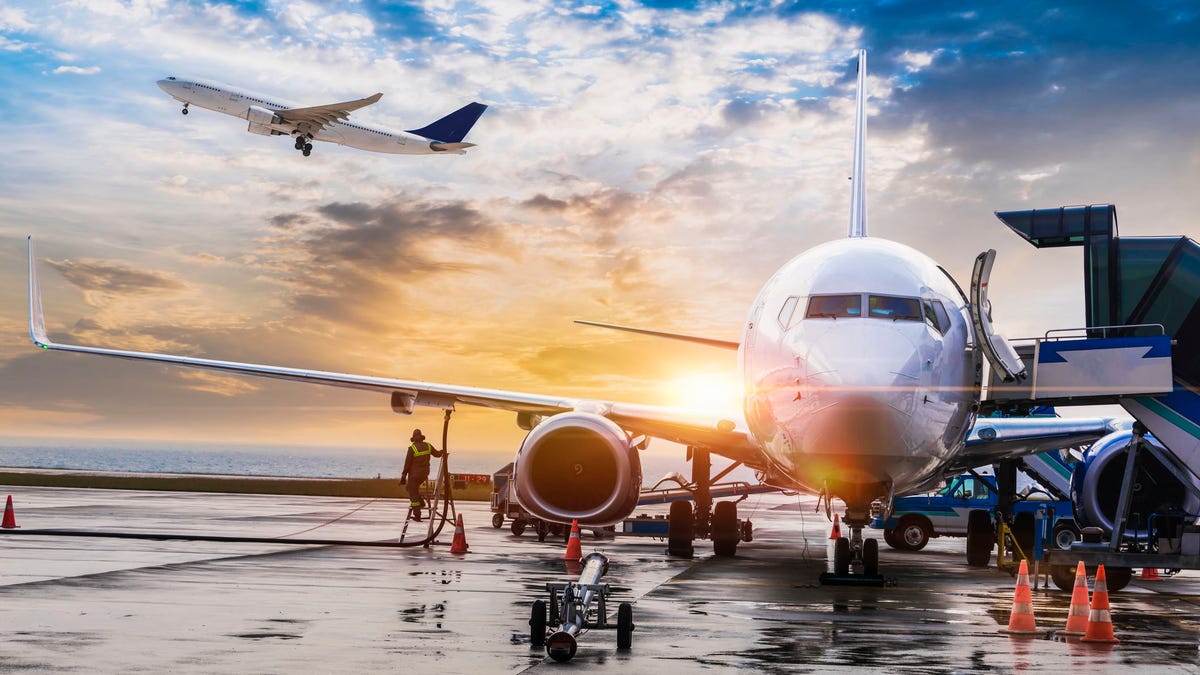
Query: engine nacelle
[
  {"left": 512, "top": 412, "right": 642, "bottom": 527},
  {"left": 1071, "top": 429, "right": 1199, "bottom": 536},
  {"left": 247, "top": 122, "right": 282, "bottom": 136},
  {"left": 244, "top": 105, "right": 282, "bottom": 128}
]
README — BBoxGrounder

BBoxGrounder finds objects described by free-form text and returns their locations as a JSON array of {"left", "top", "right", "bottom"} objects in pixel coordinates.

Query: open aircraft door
[{"left": 970, "top": 249, "right": 1027, "bottom": 383}]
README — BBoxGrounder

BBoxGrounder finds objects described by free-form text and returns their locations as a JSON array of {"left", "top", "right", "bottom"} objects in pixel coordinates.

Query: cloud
[
  {"left": 47, "top": 258, "right": 185, "bottom": 298},
  {"left": 51, "top": 65, "right": 100, "bottom": 75}
]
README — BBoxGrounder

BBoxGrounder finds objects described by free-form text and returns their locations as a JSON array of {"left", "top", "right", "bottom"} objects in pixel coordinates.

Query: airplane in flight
[
  {"left": 32, "top": 52, "right": 1119, "bottom": 578},
  {"left": 156, "top": 77, "right": 487, "bottom": 157}
]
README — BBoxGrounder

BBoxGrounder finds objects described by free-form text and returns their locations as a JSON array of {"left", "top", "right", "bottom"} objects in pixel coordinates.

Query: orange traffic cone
[
  {"left": 1140, "top": 566, "right": 1160, "bottom": 581},
  {"left": 449, "top": 514, "right": 469, "bottom": 554},
  {"left": 562, "top": 519, "right": 582, "bottom": 561},
  {"left": 1056, "top": 561, "right": 1090, "bottom": 637},
  {"left": 1081, "top": 564, "right": 1119, "bottom": 643},
  {"left": 1000, "top": 559, "right": 1040, "bottom": 636},
  {"left": 2, "top": 495, "right": 17, "bottom": 529},
  {"left": 829, "top": 513, "right": 841, "bottom": 540}
]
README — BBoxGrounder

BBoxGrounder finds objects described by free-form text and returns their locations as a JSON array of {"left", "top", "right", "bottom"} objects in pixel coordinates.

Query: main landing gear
[
  {"left": 822, "top": 507, "right": 885, "bottom": 587},
  {"left": 665, "top": 448, "right": 754, "bottom": 558},
  {"left": 293, "top": 133, "right": 313, "bottom": 157}
]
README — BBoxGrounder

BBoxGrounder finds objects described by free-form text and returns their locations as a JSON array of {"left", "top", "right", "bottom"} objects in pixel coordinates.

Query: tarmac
[{"left": 0, "top": 486, "right": 1197, "bottom": 673}]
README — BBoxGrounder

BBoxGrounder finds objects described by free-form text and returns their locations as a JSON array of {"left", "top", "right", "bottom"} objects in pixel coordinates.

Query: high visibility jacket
[{"left": 403, "top": 441, "right": 441, "bottom": 475}]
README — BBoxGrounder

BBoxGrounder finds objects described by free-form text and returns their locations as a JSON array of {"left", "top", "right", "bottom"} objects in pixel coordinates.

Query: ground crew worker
[{"left": 400, "top": 429, "right": 443, "bottom": 521}]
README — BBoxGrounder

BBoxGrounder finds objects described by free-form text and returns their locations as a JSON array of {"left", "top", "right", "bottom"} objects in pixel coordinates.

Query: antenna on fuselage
[{"left": 848, "top": 49, "right": 868, "bottom": 238}]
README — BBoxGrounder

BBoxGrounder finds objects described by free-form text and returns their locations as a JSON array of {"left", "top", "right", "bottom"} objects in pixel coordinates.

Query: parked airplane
[
  {"left": 33, "top": 52, "right": 1117, "bottom": 577},
  {"left": 157, "top": 77, "right": 487, "bottom": 157}
]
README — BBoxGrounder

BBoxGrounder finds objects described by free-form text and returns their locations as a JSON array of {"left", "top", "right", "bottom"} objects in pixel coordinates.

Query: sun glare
[{"left": 665, "top": 372, "right": 742, "bottom": 412}]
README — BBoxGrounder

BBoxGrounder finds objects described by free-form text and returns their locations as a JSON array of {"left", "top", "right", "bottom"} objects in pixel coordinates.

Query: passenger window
[
  {"left": 868, "top": 295, "right": 922, "bottom": 321},
  {"left": 805, "top": 294, "right": 861, "bottom": 319}
]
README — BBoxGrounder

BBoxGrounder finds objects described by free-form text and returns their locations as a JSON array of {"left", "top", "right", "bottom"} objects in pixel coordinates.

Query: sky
[{"left": 0, "top": 1, "right": 1198, "bottom": 457}]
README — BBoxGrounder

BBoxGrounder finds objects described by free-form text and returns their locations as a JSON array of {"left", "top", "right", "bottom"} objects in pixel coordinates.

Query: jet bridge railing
[{"left": 983, "top": 323, "right": 1173, "bottom": 408}]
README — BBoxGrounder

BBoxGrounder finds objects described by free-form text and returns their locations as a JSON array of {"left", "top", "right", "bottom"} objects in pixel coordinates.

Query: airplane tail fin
[
  {"left": 848, "top": 49, "right": 868, "bottom": 239},
  {"left": 406, "top": 102, "right": 488, "bottom": 143}
]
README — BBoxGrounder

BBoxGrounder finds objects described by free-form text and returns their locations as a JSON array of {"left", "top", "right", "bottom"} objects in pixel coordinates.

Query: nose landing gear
[
  {"left": 823, "top": 509, "right": 885, "bottom": 586},
  {"left": 181, "top": 103, "right": 189, "bottom": 115}
]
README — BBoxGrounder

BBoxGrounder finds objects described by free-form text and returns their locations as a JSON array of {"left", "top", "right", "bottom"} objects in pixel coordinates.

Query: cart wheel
[
  {"left": 511, "top": 519, "right": 527, "bottom": 536},
  {"left": 530, "top": 600, "right": 546, "bottom": 647},
  {"left": 616, "top": 602, "right": 634, "bottom": 650},
  {"left": 537, "top": 521, "right": 548, "bottom": 542},
  {"left": 492, "top": 513, "right": 504, "bottom": 529}
]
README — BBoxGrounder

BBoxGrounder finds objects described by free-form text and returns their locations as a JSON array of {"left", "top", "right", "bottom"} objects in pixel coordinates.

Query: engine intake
[
  {"left": 1071, "top": 429, "right": 1197, "bottom": 536},
  {"left": 512, "top": 412, "right": 641, "bottom": 526}
]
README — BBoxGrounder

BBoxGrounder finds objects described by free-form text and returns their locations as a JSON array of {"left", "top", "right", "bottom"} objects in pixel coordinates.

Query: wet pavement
[{"left": 0, "top": 486, "right": 1197, "bottom": 673}]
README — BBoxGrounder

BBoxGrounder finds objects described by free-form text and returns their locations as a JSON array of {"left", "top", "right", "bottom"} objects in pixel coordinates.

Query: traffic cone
[
  {"left": 1140, "top": 566, "right": 1161, "bottom": 581},
  {"left": 562, "top": 519, "right": 582, "bottom": 561},
  {"left": 1056, "top": 561, "right": 1090, "bottom": 637},
  {"left": 1000, "top": 559, "right": 1040, "bottom": 636},
  {"left": 2, "top": 495, "right": 17, "bottom": 529},
  {"left": 449, "top": 514, "right": 469, "bottom": 554},
  {"left": 829, "top": 513, "right": 841, "bottom": 540},
  {"left": 1080, "top": 564, "right": 1119, "bottom": 643}
]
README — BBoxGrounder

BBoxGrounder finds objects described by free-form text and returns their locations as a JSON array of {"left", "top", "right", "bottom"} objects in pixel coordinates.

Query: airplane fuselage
[
  {"left": 741, "top": 237, "right": 979, "bottom": 511},
  {"left": 157, "top": 78, "right": 455, "bottom": 155}
]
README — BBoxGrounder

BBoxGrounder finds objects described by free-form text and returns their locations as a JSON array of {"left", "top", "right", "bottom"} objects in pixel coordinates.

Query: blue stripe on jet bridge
[
  {"left": 1038, "top": 335, "right": 1172, "bottom": 363},
  {"left": 1132, "top": 381, "right": 1200, "bottom": 440}
]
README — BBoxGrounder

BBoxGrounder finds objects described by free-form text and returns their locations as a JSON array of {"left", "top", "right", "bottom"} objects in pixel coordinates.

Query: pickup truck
[{"left": 869, "top": 472, "right": 1079, "bottom": 552}]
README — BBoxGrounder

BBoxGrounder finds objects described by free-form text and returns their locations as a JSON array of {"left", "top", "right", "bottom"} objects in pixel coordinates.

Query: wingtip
[{"left": 27, "top": 235, "right": 50, "bottom": 349}]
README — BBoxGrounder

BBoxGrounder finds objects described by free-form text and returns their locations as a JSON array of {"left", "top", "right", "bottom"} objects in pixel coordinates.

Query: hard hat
[{"left": 411, "top": 429, "right": 425, "bottom": 442}]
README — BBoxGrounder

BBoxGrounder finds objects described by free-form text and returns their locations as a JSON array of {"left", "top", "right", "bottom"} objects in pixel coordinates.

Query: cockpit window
[
  {"left": 805, "top": 294, "right": 861, "bottom": 319},
  {"left": 778, "top": 296, "right": 802, "bottom": 329},
  {"left": 867, "top": 295, "right": 922, "bottom": 321},
  {"left": 924, "top": 299, "right": 952, "bottom": 334}
]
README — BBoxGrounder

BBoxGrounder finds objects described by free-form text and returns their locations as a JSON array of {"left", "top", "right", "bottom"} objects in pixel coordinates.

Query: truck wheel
[
  {"left": 667, "top": 500, "right": 694, "bottom": 557},
  {"left": 1106, "top": 566, "right": 1133, "bottom": 592},
  {"left": 1049, "top": 564, "right": 1076, "bottom": 591},
  {"left": 966, "top": 510, "right": 993, "bottom": 567},
  {"left": 712, "top": 501, "right": 739, "bottom": 557},
  {"left": 616, "top": 602, "right": 634, "bottom": 650},
  {"left": 511, "top": 519, "right": 527, "bottom": 536},
  {"left": 897, "top": 516, "right": 930, "bottom": 551},
  {"left": 492, "top": 513, "right": 504, "bottom": 529},
  {"left": 1052, "top": 521, "right": 1080, "bottom": 550},
  {"left": 882, "top": 528, "right": 902, "bottom": 550}
]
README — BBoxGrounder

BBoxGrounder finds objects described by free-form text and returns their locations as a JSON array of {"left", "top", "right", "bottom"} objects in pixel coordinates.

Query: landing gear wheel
[
  {"left": 834, "top": 537, "right": 851, "bottom": 576},
  {"left": 616, "top": 602, "right": 634, "bottom": 650},
  {"left": 667, "top": 500, "right": 694, "bottom": 557},
  {"left": 302, "top": 144, "right": 312, "bottom": 157},
  {"left": 1052, "top": 522, "right": 1080, "bottom": 550},
  {"left": 295, "top": 136, "right": 305, "bottom": 150},
  {"left": 712, "top": 501, "right": 739, "bottom": 557},
  {"left": 882, "top": 528, "right": 902, "bottom": 550},
  {"left": 491, "top": 513, "right": 504, "bottom": 529},
  {"left": 966, "top": 509, "right": 993, "bottom": 567},
  {"left": 511, "top": 518, "right": 527, "bottom": 536},
  {"left": 529, "top": 600, "right": 546, "bottom": 647},
  {"left": 863, "top": 538, "right": 879, "bottom": 576},
  {"left": 897, "top": 516, "right": 930, "bottom": 551},
  {"left": 181, "top": 108, "right": 189, "bottom": 115}
]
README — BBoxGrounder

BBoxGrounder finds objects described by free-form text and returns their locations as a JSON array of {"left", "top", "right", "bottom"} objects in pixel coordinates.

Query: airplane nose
[{"left": 156, "top": 79, "right": 176, "bottom": 94}]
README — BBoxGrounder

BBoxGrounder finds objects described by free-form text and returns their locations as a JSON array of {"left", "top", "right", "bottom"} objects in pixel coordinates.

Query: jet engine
[
  {"left": 244, "top": 105, "right": 282, "bottom": 128},
  {"left": 512, "top": 412, "right": 642, "bottom": 526},
  {"left": 247, "top": 122, "right": 282, "bottom": 136},
  {"left": 1070, "top": 429, "right": 1198, "bottom": 537}
]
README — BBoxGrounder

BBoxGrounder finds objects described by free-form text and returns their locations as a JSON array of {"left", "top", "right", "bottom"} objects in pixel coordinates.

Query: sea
[{"left": 0, "top": 438, "right": 751, "bottom": 487}]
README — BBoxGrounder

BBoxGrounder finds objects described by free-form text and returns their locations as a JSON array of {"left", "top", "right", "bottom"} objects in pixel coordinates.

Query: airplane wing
[
  {"left": 946, "top": 416, "right": 1123, "bottom": 473},
  {"left": 275, "top": 93, "right": 383, "bottom": 136},
  {"left": 27, "top": 237, "right": 762, "bottom": 465}
]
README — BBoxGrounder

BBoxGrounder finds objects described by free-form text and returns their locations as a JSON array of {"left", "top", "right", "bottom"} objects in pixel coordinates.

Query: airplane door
[{"left": 970, "top": 249, "right": 1026, "bottom": 382}]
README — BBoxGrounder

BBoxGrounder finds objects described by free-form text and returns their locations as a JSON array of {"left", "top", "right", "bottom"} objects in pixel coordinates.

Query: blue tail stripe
[{"left": 406, "top": 102, "right": 487, "bottom": 143}]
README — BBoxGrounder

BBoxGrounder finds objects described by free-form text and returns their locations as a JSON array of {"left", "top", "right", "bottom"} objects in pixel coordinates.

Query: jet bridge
[{"left": 988, "top": 204, "right": 1200, "bottom": 490}]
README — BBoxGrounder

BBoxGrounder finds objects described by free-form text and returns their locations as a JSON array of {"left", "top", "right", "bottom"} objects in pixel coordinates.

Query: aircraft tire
[
  {"left": 667, "top": 500, "right": 694, "bottom": 557},
  {"left": 616, "top": 602, "right": 634, "bottom": 650},
  {"left": 511, "top": 518, "right": 527, "bottom": 536},
  {"left": 834, "top": 537, "right": 851, "bottom": 576},
  {"left": 712, "top": 501, "right": 739, "bottom": 557},
  {"left": 966, "top": 509, "right": 993, "bottom": 567},
  {"left": 863, "top": 538, "right": 879, "bottom": 576},
  {"left": 181, "top": 108, "right": 188, "bottom": 115}
]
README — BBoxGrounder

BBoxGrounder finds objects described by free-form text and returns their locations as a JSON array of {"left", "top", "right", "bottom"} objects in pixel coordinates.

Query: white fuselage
[
  {"left": 157, "top": 78, "right": 442, "bottom": 155},
  {"left": 740, "top": 237, "right": 979, "bottom": 508}
]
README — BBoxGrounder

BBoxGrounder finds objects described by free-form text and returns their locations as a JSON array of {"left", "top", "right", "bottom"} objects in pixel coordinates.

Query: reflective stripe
[{"left": 411, "top": 442, "right": 433, "bottom": 457}]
